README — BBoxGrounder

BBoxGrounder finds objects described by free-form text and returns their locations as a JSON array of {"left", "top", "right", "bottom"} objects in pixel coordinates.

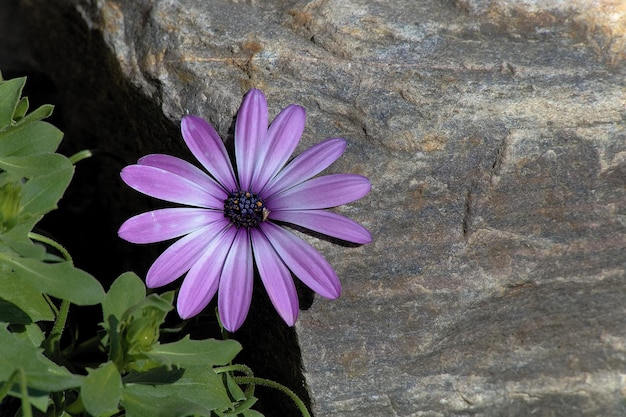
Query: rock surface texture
[{"left": 5, "top": 0, "right": 626, "bottom": 416}]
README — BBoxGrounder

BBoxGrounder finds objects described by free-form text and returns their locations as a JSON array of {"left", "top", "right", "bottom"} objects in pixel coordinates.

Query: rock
[{"left": 5, "top": 0, "right": 626, "bottom": 415}]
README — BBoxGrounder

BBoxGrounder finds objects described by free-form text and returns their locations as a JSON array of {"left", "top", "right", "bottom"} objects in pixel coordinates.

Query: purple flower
[{"left": 118, "top": 89, "right": 371, "bottom": 331}]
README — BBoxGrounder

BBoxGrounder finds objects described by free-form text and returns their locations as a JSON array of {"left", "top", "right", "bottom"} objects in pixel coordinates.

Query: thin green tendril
[{"left": 233, "top": 376, "right": 311, "bottom": 417}]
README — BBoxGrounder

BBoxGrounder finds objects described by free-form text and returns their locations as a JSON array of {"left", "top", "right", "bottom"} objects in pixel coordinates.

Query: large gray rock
[{"left": 7, "top": 0, "right": 626, "bottom": 415}]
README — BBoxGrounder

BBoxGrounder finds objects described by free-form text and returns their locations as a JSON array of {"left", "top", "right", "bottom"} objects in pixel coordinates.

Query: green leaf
[
  {"left": 106, "top": 315, "right": 124, "bottom": 370},
  {"left": 0, "top": 298, "right": 32, "bottom": 324},
  {"left": 122, "top": 366, "right": 232, "bottom": 417},
  {"left": 102, "top": 272, "right": 145, "bottom": 331},
  {"left": 0, "top": 253, "right": 105, "bottom": 305},
  {"left": 0, "top": 121, "right": 63, "bottom": 156},
  {"left": 0, "top": 324, "right": 83, "bottom": 392},
  {"left": 0, "top": 153, "right": 71, "bottom": 178},
  {"left": 0, "top": 218, "right": 46, "bottom": 259},
  {"left": 0, "top": 77, "right": 25, "bottom": 130},
  {"left": 11, "top": 323, "right": 46, "bottom": 348},
  {"left": 20, "top": 164, "right": 73, "bottom": 216},
  {"left": 13, "top": 97, "right": 28, "bottom": 120},
  {"left": 82, "top": 362, "right": 122, "bottom": 417},
  {"left": 122, "top": 366, "right": 184, "bottom": 385},
  {"left": 240, "top": 410, "right": 264, "bottom": 417},
  {"left": 122, "top": 386, "right": 205, "bottom": 417},
  {"left": 0, "top": 272, "right": 55, "bottom": 323},
  {"left": 14, "top": 390, "right": 50, "bottom": 413},
  {"left": 145, "top": 336, "right": 242, "bottom": 369},
  {"left": 14, "top": 104, "right": 54, "bottom": 126},
  {"left": 0, "top": 170, "right": 19, "bottom": 186},
  {"left": 225, "top": 372, "right": 246, "bottom": 402},
  {"left": 123, "top": 291, "right": 175, "bottom": 319},
  {"left": 226, "top": 392, "right": 259, "bottom": 416}
]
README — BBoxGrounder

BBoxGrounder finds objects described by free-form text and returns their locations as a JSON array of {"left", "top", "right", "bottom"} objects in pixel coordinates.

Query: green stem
[
  {"left": 214, "top": 364, "right": 254, "bottom": 377},
  {"left": 49, "top": 300, "right": 70, "bottom": 346},
  {"left": 28, "top": 232, "right": 72, "bottom": 263},
  {"left": 42, "top": 293, "right": 60, "bottom": 316},
  {"left": 0, "top": 370, "right": 33, "bottom": 417},
  {"left": 232, "top": 376, "right": 311, "bottom": 417},
  {"left": 68, "top": 149, "right": 93, "bottom": 165},
  {"left": 28, "top": 232, "right": 73, "bottom": 357},
  {"left": 18, "top": 368, "right": 33, "bottom": 417},
  {"left": 0, "top": 370, "right": 19, "bottom": 403}
]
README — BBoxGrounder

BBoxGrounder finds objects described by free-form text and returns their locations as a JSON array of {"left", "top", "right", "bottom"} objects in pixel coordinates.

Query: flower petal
[
  {"left": 138, "top": 154, "right": 227, "bottom": 199},
  {"left": 218, "top": 228, "right": 254, "bottom": 332},
  {"left": 262, "top": 138, "right": 347, "bottom": 197},
  {"left": 181, "top": 115, "right": 237, "bottom": 190},
  {"left": 267, "top": 174, "right": 371, "bottom": 210},
  {"left": 251, "top": 228, "right": 299, "bottom": 326},
  {"left": 146, "top": 220, "right": 230, "bottom": 287},
  {"left": 269, "top": 210, "right": 372, "bottom": 244},
  {"left": 235, "top": 89, "right": 268, "bottom": 190},
  {"left": 251, "top": 104, "right": 305, "bottom": 191},
  {"left": 119, "top": 208, "right": 223, "bottom": 244},
  {"left": 121, "top": 164, "right": 224, "bottom": 208},
  {"left": 177, "top": 226, "right": 236, "bottom": 319},
  {"left": 260, "top": 222, "right": 340, "bottom": 299}
]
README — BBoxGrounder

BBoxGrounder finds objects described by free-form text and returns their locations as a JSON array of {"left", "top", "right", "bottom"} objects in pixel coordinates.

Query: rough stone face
[{"left": 4, "top": 0, "right": 626, "bottom": 416}]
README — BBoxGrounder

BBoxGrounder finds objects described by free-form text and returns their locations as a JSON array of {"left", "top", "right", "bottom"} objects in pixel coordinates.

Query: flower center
[{"left": 223, "top": 190, "right": 269, "bottom": 228}]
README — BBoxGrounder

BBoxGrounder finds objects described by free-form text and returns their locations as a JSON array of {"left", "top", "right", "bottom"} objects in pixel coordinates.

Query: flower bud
[{"left": 124, "top": 310, "right": 161, "bottom": 354}]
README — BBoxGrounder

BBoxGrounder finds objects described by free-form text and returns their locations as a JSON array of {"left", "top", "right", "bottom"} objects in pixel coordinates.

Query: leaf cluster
[{"left": 78, "top": 272, "right": 258, "bottom": 417}]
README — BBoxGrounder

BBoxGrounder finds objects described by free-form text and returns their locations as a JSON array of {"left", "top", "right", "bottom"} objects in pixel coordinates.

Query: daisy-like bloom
[{"left": 118, "top": 89, "right": 371, "bottom": 332}]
